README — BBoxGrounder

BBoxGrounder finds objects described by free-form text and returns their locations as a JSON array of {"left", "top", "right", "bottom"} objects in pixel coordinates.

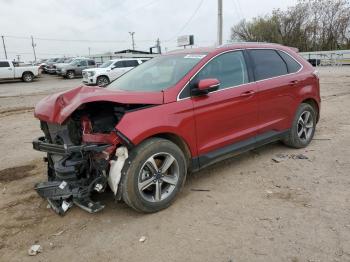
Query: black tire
[
  {"left": 121, "top": 138, "right": 187, "bottom": 213},
  {"left": 66, "top": 70, "right": 75, "bottom": 79},
  {"left": 22, "top": 72, "right": 34, "bottom": 82},
  {"left": 96, "top": 76, "right": 110, "bottom": 87},
  {"left": 283, "top": 103, "right": 317, "bottom": 148}
]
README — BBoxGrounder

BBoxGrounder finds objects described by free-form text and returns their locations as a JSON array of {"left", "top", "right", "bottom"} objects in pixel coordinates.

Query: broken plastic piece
[
  {"left": 108, "top": 146, "right": 128, "bottom": 195},
  {"left": 73, "top": 198, "right": 104, "bottom": 213},
  {"left": 28, "top": 244, "right": 42, "bottom": 256}
]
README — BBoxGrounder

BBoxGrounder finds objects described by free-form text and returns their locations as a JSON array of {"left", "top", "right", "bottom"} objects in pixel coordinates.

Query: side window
[
  {"left": 141, "top": 59, "right": 148, "bottom": 63},
  {"left": 249, "top": 49, "right": 288, "bottom": 80},
  {"left": 80, "top": 60, "right": 88, "bottom": 66},
  {"left": 113, "top": 61, "right": 124, "bottom": 68},
  {"left": 194, "top": 51, "right": 248, "bottom": 90},
  {"left": 88, "top": 60, "right": 95, "bottom": 66},
  {"left": 0, "top": 61, "right": 10, "bottom": 67},
  {"left": 123, "top": 60, "right": 139, "bottom": 67},
  {"left": 277, "top": 51, "right": 302, "bottom": 73}
]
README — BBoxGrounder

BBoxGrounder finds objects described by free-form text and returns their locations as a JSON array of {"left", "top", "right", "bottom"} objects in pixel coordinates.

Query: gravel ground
[{"left": 0, "top": 67, "right": 349, "bottom": 262}]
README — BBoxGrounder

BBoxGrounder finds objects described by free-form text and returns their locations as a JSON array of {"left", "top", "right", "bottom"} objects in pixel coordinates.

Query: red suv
[{"left": 33, "top": 43, "right": 320, "bottom": 215}]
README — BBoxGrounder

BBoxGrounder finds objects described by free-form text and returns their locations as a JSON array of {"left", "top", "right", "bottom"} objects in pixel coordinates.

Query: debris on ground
[
  {"left": 28, "top": 244, "right": 42, "bottom": 256},
  {"left": 190, "top": 188, "right": 211, "bottom": 192},
  {"left": 272, "top": 153, "right": 289, "bottom": 163},
  {"left": 292, "top": 154, "right": 309, "bottom": 160},
  {"left": 139, "top": 236, "right": 147, "bottom": 243},
  {"left": 272, "top": 153, "right": 309, "bottom": 162},
  {"left": 51, "top": 230, "right": 65, "bottom": 237}
]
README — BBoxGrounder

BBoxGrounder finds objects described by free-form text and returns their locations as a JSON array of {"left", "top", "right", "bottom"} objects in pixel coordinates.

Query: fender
[{"left": 116, "top": 99, "right": 198, "bottom": 157}]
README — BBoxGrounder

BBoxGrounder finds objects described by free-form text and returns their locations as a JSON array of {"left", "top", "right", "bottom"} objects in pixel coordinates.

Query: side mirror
[{"left": 192, "top": 78, "right": 220, "bottom": 96}]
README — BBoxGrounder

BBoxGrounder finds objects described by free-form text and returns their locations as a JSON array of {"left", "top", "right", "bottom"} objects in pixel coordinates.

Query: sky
[{"left": 0, "top": 0, "right": 297, "bottom": 61}]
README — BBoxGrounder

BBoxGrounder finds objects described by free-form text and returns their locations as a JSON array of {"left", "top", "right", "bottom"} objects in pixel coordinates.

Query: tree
[{"left": 231, "top": 0, "right": 350, "bottom": 51}]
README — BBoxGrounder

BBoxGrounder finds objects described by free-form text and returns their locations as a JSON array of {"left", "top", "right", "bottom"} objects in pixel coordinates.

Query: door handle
[
  {"left": 8, "top": 68, "right": 12, "bottom": 70},
  {"left": 290, "top": 80, "right": 299, "bottom": 85},
  {"left": 240, "top": 90, "right": 255, "bottom": 97}
]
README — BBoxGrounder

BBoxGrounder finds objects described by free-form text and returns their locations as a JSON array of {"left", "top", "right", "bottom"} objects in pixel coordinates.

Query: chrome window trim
[{"left": 176, "top": 47, "right": 304, "bottom": 101}]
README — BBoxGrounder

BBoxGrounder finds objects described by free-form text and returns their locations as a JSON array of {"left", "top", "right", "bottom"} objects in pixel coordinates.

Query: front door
[
  {"left": 0, "top": 61, "right": 13, "bottom": 78},
  {"left": 190, "top": 51, "right": 259, "bottom": 165}
]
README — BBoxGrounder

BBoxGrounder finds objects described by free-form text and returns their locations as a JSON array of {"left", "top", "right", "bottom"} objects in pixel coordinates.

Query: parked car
[
  {"left": 56, "top": 58, "right": 96, "bottom": 79},
  {"left": 32, "top": 43, "right": 320, "bottom": 215},
  {"left": 46, "top": 57, "right": 73, "bottom": 74},
  {"left": 0, "top": 60, "right": 40, "bottom": 82},
  {"left": 82, "top": 58, "right": 148, "bottom": 87},
  {"left": 43, "top": 58, "right": 60, "bottom": 73}
]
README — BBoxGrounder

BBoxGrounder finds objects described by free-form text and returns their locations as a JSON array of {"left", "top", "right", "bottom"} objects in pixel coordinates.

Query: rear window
[
  {"left": 277, "top": 51, "right": 302, "bottom": 73},
  {"left": 0, "top": 61, "right": 10, "bottom": 67},
  {"left": 249, "top": 49, "right": 288, "bottom": 81}
]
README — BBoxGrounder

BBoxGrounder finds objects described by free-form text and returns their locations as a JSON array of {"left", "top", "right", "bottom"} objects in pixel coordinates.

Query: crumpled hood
[{"left": 34, "top": 85, "right": 164, "bottom": 124}]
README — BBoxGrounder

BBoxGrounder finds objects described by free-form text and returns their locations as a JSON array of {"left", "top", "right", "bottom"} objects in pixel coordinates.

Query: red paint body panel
[
  {"left": 34, "top": 43, "right": 321, "bottom": 162},
  {"left": 34, "top": 85, "right": 163, "bottom": 124}
]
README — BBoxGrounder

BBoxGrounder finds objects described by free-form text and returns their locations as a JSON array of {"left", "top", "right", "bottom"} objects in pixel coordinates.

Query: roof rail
[{"left": 217, "top": 42, "right": 281, "bottom": 48}]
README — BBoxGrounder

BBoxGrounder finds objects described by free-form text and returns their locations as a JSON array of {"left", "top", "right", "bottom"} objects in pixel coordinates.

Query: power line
[
  {"left": 3, "top": 35, "right": 156, "bottom": 43},
  {"left": 167, "top": 0, "right": 205, "bottom": 41}
]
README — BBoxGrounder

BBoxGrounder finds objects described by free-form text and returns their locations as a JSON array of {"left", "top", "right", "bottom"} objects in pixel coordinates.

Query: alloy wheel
[
  {"left": 297, "top": 111, "right": 314, "bottom": 142},
  {"left": 138, "top": 152, "right": 179, "bottom": 202}
]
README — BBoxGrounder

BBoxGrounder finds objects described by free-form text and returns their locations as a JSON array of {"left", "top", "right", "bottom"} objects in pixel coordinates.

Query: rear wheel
[
  {"left": 121, "top": 138, "right": 187, "bottom": 213},
  {"left": 283, "top": 103, "right": 316, "bottom": 148},
  {"left": 66, "top": 70, "right": 75, "bottom": 79},
  {"left": 96, "top": 76, "right": 110, "bottom": 87},
  {"left": 22, "top": 72, "right": 34, "bottom": 82}
]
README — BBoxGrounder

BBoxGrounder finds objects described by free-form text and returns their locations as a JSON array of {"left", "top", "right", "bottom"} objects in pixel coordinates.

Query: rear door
[
  {"left": 77, "top": 60, "right": 88, "bottom": 75},
  {"left": 0, "top": 61, "right": 13, "bottom": 78},
  {"left": 190, "top": 51, "right": 259, "bottom": 161},
  {"left": 248, "top": 49, "right": 303, "bottom": 134},
  {"left": 123, "top": 59, "right": 139, "bottom": 72}
]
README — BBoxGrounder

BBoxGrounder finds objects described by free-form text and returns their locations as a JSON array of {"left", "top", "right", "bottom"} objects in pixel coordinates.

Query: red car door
[
  {"left": 189, "top": 51, "right": 259, "bottom": 166},
  {"left": 248, "top": 49, "right": 303, "bottom": 134}
]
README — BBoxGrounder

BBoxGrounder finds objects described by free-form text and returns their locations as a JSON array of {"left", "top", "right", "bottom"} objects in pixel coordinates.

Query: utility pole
[
  {"left": 88, "top": 47, "right": 91, "bottom": 56},
  {"left": 31, "top": 35, "right": 37, "bottom": 63},
  {"left": 156, "top": 38, "right": 161, "bottom": 54},
  {"left": 129, "top": 32, "right": 135, "bottom": 50},
  {"left": 1, "top": 36, "right": 7, "bottom": 59},
  {"left": 217, "top": 0, "right": 223, "bottom": 46}
]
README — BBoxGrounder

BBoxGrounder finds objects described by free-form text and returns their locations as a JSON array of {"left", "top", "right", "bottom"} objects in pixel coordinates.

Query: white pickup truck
[
  {"left": 0, "top": 60, "right": 40, "bottom": 82},
  {"left": 82, "top": 58, "right": 148, "bottom": 87}
]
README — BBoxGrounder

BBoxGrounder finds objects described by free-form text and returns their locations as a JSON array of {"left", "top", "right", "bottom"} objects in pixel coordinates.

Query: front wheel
[
  {"left": 121, "top": 138, "right": 187, "bottom": 213},
  {"left": 283, "top": 103, "right": 317, "bottom": 148},
  {"left": 96, "top": 76, "right": 110, "bottom": 87}
]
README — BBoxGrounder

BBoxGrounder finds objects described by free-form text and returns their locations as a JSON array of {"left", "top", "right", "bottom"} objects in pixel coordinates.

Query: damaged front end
[{"left": 33, "top": 102, "right": 133, "bottom": 215}]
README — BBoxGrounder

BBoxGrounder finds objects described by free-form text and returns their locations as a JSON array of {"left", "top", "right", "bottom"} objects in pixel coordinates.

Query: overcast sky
[{"left": 0, "top": 0, "right": 297, "bottom": 61}]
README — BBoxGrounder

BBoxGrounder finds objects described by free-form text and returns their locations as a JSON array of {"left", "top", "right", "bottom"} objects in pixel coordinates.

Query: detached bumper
[
  {"left": 32, "top": 136, "right": 110, "bottom": 215},
  {"left": 32, "top": 136, "right": 109, "bottom": 155}
]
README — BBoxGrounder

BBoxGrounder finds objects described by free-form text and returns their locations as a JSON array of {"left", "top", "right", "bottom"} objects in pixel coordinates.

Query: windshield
[
  {"left": 107, "top": 54, "right": 206, "bottom": 92},
  {"left": 99, "top": 61, "right": 114, "bottom": 68}
]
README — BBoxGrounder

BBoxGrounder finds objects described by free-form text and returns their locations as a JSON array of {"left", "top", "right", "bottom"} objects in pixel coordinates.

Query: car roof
[{"left": 166, "top": 42, "right": 293, "bottom": 55}]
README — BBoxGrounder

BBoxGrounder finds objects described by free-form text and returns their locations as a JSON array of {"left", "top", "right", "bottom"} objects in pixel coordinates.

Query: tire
[
  {"left": 22, "top": 72, "right": 34, "bottom": 82},
  {"left": 96, "top": 76, "right": 110, "bottom": 87},
  {"left": 283, "top": 103, "right": 317, "bottom": 148},
  {"left": 66, "top": 70, "right": 75, "bottom": 79},
  {"left": 121, "top": 138, "right": 187, "bottom": 213}
]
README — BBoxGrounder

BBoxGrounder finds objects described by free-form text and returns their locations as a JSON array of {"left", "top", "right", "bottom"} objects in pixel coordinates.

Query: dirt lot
[{"left": 0, "top": 69, "right": 349, "bottom": 262}]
